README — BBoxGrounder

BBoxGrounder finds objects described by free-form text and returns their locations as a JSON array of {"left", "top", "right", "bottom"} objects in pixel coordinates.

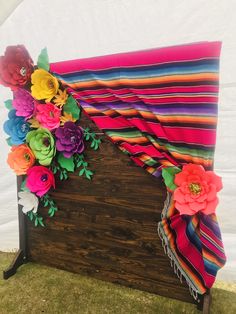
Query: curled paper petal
[{"left": 18, "top": 191, "right": 39, "bottom": 214}]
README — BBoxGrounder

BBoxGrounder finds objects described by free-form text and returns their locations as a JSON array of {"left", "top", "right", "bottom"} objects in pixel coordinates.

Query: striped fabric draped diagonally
[{"left": 50, "top": 41, "right": 226, "bottom": 299}]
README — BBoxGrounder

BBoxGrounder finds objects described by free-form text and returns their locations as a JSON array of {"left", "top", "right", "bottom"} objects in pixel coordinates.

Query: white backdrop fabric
[{"left": 0, "top": 0, "right": 235, "bottom": 281}]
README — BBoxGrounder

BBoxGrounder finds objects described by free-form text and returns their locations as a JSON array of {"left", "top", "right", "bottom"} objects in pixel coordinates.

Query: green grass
[{"left": 0, "top": 252, "right": 235, "bottom": 314}]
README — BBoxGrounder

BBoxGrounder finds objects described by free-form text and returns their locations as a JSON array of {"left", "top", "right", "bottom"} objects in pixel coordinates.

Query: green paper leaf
[
  {"left": 28, "top": 211, "right": 33, "bottom": 221},
  {"left": 38, "top": 218, "right": 45, "bottom": 227},
  {"left": 4, "top": 99, "right": 13, "bottom": 110},
  {"left": 85, "top": 170, "right": 93, "bottom": 180},
  {"left": 79, "top": 168, "right": 85, "bottom": 176},
  {"left": 162, "top": 167, "right": 181, "bottom": 191},
  {"left": 20, "top": 179, "right": 30, "bottom": 192},
  {"left": 63, "top": 95, "right": 81, "bottom": 120},
  {"left": 34, "top": 217, "right": 39, "bottom": 227},
  {"left": 76, "top": 160, "right": 83, "bottom": 168},
  {"left": 48, "top": 207, "right": 54, "bottom": 217},
  {"left": 58, "top": 153, "right": 75, "bottom": 172},
  {"left": 6, "top": 137, "right": 12, "bottom": 146},
  {"left": 37, "top": 48, "right": 50, "bottom": 71},
  {"left": 43, "top": 199, "right": 49, "bottom": 207}
]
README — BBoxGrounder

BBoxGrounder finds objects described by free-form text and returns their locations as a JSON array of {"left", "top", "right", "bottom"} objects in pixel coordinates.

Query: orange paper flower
[
  {"left": 7, "top": 144, "right": 35, "bottom": 175},
  {"left": 173, "top": 163, "right": 223, "bottom": 215}
]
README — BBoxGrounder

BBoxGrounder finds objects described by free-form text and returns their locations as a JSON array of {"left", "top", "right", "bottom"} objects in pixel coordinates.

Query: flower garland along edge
[{"left": 0, "top": 45, "right": 101, "bottom": 227}]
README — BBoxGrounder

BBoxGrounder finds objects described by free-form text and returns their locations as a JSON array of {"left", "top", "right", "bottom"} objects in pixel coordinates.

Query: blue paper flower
[{"left": 3, "top": 110, "right": 30, "bottom": 145}]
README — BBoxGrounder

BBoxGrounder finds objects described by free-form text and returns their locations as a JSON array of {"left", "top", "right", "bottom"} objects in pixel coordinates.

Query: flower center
[
  {"left": 48, "top": 79, "right": 54, "bottom": 89},
  {"left": 43, "top": 137, "right": 50, "bottom": 147},
  {"left": 49, "top": 111, "right": 54, "bottom": 118},
  {"left": 24, "top": 153, "right": 30, "bottom": 161},
  {"left": 70, "top": 136, "right": 76, "bottom": 143},
  {"left": 189, "top": 183, "right": 201, "bottom": 195},
  {"left": 41, "top": 174, "right": 48, "bottom": 182},
  {"left": 21, "top": 123, "right": 27, "bottom": 132},
  {"left": 20, "top": 67, "right": 27, "bottom": 77}
]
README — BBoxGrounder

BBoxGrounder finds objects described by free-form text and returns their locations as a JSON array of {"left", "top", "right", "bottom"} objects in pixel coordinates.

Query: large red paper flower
[
  {"left": 173, "top": 163, "right": 223, "bottom": 215},
  {"left": 0, "top": 45, "right": 33, "bottom": 90}
]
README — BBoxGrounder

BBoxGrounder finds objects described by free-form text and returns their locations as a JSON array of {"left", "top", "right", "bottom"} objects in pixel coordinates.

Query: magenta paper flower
[
  {"left": 12, "top": 89, "right": 36, "bottom": 119},
  {"left": 35, "top": 103, "right": 61, "bottom": 130},
  {"left": 55, "top": 121, "right": 84, "bottom": 158},
  {"left": 26, "top": 165, "right": 55, "bottom": 197}
]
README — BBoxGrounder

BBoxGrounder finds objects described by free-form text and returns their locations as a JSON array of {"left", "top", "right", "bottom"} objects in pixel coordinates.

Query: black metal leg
[{"left": 3, "top": 176, "right": 29, "bottom": 280}]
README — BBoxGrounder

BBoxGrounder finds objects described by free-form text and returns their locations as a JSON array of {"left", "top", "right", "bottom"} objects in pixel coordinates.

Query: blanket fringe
[{"left": 157, "top": 223, "right": 201, "bottom": 302}]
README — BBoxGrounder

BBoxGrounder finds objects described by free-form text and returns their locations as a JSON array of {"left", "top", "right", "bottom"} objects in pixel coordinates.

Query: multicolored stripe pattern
[
  {"left": 158, "top": 192, "right": 226, "bottom": 298},
  {"left": 50, "top": 41, "right": 226, "bottom": 297}
]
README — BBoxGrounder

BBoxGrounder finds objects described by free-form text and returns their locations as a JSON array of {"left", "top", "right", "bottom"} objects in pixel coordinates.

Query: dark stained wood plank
[{"left": 26, "top": 113, "right": 200, "bottom": 306}]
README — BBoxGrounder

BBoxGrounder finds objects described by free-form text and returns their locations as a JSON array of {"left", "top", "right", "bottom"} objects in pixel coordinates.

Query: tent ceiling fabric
[
  {"left": 0, "top": 0, "right": 235, "bottom": 281},
  {"left": 0, "top": 0, "right": 23, "bottom": 25}
]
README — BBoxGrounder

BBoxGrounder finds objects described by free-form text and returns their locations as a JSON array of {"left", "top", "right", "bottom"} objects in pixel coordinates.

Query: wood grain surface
[{"left": 26, "top": 113, "right": 198, "bottom": 305}]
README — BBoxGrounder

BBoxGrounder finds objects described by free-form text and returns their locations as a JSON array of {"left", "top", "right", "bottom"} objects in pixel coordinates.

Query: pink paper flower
[
  {"left": 13, "top": 89, "right": 36, "bottom": 119},
  {"left": 26, "top": 166, "right": 55, "bottom": 197},
  {"left": 173, "top": 163, "right": 223, "bottom": 215},
  {"left": 35, "top": 103, "right": 61, "bottom": 130}
]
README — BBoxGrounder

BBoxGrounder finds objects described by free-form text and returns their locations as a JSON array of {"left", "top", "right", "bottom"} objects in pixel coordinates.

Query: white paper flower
[{"left": 18, "top": 191, "right": 39, "bottom": 214}]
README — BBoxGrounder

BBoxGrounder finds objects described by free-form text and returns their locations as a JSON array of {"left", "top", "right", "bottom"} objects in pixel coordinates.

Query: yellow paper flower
[
  {"left": 53, "top": 89, "right": 68, "bottom": 108},
  {"left": 28, "top": 117, "right": 41, "bottom": 129},
  {"left": 31, "top": 69, "right": 59, "bottom": 102},
  {"left": 60, "top": 112, "right": 77, "bottom": 125}
]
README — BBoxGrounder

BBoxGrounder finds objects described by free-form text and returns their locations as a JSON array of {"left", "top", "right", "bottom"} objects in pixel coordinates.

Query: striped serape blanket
[{"left": 50, "top": 41, "right": 226, "bottom": 299}]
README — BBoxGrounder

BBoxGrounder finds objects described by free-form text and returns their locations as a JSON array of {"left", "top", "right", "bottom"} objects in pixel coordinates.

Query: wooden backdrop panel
[{"left": 26, "top": 114, "right": 196, "bottom": 305}]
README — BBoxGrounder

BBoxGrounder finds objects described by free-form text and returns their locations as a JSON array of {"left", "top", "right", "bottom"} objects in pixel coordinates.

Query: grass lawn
[{"left": 0, "top": 252, "right": 235, "bottom": 314}]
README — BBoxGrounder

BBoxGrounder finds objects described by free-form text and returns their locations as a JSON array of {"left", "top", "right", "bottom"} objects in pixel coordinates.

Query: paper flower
[
  {"left": 31, "top": 69, "right": 59, "bottom": 101},
  {"left": 26, "top": 166, "right": 55, "bottom": 197},
  {"left": 60, "top": 112, "right": 77, "bottom": 126},
  {"left": 55, "top": 121, "right": 84, "bottom": 158},
  {"left": 27, "top": 117, "right": 41, "bottom": 129},
  {"left": 26, "top": 128, "right": 55, "bottom": 166},
  {"left": 0, "top": 45, "right": 33, "bottom": 90},
  {"left": 12, "top": 88, "right": 36, "bottom": 119},
  {"left": 173, "top": 163, "right": 223, "bottom": 215},
  {"left": 35, "top": 103, "right": 61, "bottom": 130},
  {"left": 53, "top": 89, "right": 68, "bottom": 108},
  {"left": 7, "top": 144, "right": 35, "bottom": 175},
  {"left": 3, "top": 110, "right": 30, "bottom": 145},
  {"left": 18, "top": 191, "right": 39, "bottom": 214}
]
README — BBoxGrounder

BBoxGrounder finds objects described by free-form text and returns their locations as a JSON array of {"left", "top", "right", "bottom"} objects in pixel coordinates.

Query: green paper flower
[{"left": 26, "top": 128, "right": 55, "bottom": 166}]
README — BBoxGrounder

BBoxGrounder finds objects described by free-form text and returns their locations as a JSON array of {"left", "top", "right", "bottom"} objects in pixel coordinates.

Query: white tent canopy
[{"left": 0, "top": 0, "right": 235, "bottom": 281}]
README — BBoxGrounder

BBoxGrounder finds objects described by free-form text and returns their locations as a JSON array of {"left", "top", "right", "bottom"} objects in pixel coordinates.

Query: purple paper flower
[
  {"left": 12, "top": 88, "right": 35, "bottom": 119},
  {"left": 55, "top": 121, "right": 84, "bottom": 158}
]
